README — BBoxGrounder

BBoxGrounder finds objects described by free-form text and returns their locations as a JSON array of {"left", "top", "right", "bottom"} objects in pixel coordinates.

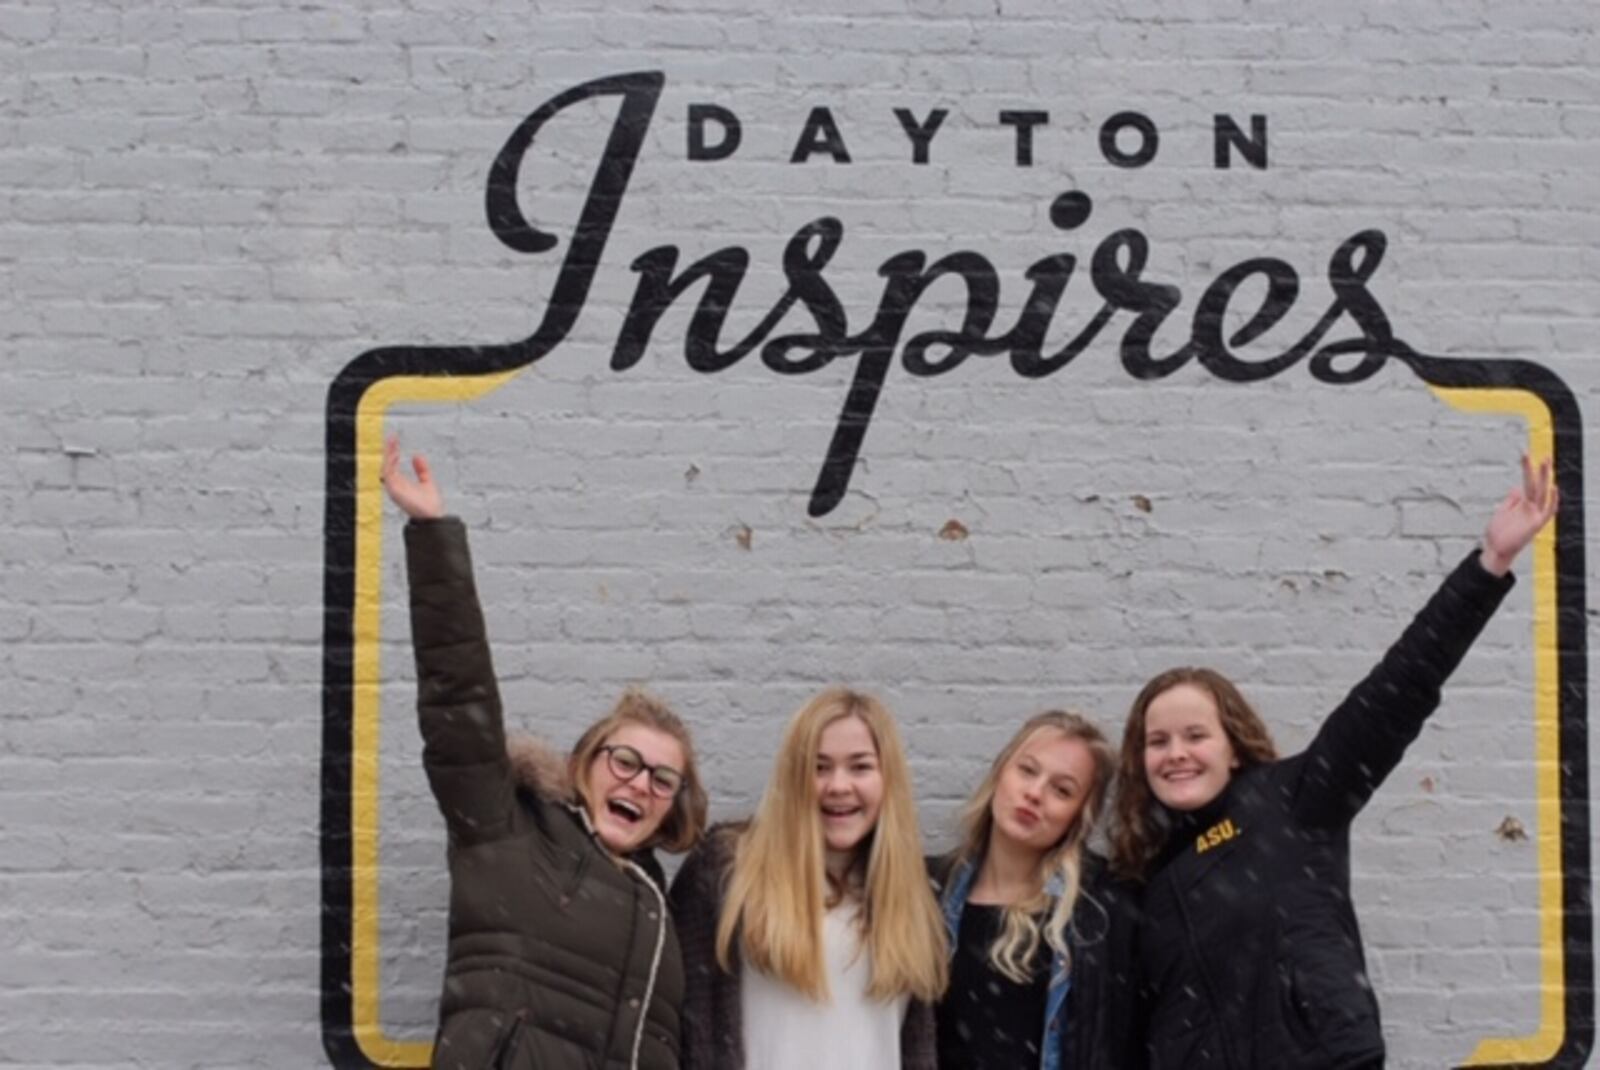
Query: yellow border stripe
[
  {"left": 351, "top": 370, "right": 522, "bottom": 1068},
  {"left": 343, "top": 374, "right": 1567, "bottom": 1067},
  {"left": 1431, "top": 387, "right": 1563, "bottom": 1066}
]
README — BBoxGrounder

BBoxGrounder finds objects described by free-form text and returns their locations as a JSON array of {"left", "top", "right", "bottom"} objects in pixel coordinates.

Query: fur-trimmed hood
[
  {"left": 506, "top": 734, "right": 574, "bottom": 802},
  {"left": 507, "top": 733, "right": 671, "bottom": 893}
]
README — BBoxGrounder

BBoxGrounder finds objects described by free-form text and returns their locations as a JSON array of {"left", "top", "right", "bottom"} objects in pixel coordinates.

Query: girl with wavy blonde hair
[
  {"left": 930, "top": 711, "right": 1138, "bottom": 1070},
  {"left": 670, "top": 688, "right": 948, "bottom": 1070}
]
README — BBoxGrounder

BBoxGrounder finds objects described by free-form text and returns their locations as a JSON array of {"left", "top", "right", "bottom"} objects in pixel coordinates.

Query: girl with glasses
[
  {"left": 670, "top": 689, "right": 949, "bottom": 1070},
  {"left": 383, "top": 437, "right": 709, "bottom": 1070},
  {"left": 1110, "top": 458, "right": 1559, "bottom": 1070},
  {"left": 930, "top": 711, "right": 1140, "bottom": 1070}
]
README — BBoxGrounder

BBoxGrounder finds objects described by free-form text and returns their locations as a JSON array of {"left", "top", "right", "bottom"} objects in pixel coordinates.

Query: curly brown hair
[{"left": 1109, "top": 667, "right": 1278, "bottom": 880}]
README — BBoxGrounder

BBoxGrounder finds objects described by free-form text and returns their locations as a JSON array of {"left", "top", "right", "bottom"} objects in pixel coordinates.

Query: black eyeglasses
[{"left": 599, "top": 744, "right": 685, "bottom": 799}]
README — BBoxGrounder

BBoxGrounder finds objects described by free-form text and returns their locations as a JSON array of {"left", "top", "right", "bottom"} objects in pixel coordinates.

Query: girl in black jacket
[{"left": 1109, "top": 458, "right": 1558, "bottom": 1070}]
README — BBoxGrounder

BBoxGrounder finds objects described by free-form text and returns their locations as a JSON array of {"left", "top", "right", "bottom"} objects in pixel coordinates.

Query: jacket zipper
[
  {"left": 560, "top": 847, "right": 593, "bottom": 905},
  {"left": 565, "top": 801, "right": 667, "bottom": 1070},
  {"left": 621, "top": 858, "right": 669, "bottom": 1070},
  {"left": 1168, "top": 867, "right": 1244, "bottom": 1070}
]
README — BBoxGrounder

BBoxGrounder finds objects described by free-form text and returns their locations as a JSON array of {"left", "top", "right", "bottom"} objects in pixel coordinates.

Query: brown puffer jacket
[{"left": 405, "top": 517, "right": 684, "bottom": 1070}]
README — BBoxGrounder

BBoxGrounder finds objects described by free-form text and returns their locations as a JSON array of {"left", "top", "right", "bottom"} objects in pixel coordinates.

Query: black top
[
  {"left": 936, "top": 902, "right": 1049, "bottom": 1070},
  {"left": 928, "top": 851, "right": 1145, "bottom": 1070},
  {"left": 1136, "top": 550, "right": 1514, "bottom": 1070}
]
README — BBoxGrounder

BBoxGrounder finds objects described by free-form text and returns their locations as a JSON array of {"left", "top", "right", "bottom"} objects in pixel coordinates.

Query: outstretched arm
[
  {"left": 387, "top": 436, "right": 517, "bottom": 844},
  {"left": 1295, "top": 457, "right": 1557, "bottom": 827}
]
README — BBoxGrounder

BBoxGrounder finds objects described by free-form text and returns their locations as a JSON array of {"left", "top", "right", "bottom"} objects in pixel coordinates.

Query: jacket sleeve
[
  {"left": 925, "top": 851, "right": 956, "bottom": 891},
  {"left": 1293, "top": 548, "right": 1515, "bottom": 827},
  {"left": 900, "top": 998, "right": 938, "bottom": 1070},
  {"left": 1071, "top": 859, "right": 1148, "bottom": 1070},
  {"left": 1099, "top": 879, "right": 1150, "bottom": 1070},
  {"left": 404, "top": 516, "right": 518, "bottom": 846},
  {"left": 668, "top": 832, "right": 732, "bottom": 1070},
  {"left": 905, "top": 854, "right": 951, "bottom": 1070}
]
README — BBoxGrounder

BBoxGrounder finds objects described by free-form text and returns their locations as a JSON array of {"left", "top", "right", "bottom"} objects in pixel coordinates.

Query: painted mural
[{"left": 319, "top": 72, "right": 1592, "bottom": 1069}]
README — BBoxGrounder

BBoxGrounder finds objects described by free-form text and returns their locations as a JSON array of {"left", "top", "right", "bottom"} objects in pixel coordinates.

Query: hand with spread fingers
[
  {"left": 1479, "top": 454, "right": 1559, "bottom": 577},
  {"left": 381, "top": 434, "right": 445, "bottom": 520}
]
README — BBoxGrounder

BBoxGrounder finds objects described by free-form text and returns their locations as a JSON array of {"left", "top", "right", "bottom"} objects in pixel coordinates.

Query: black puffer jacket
[
  {"left": 406, "top": 517, "right": 684, "bottom": 1070},
  {"left": 1137, "top": 551, "right": 1514, "bottom": 1070}
]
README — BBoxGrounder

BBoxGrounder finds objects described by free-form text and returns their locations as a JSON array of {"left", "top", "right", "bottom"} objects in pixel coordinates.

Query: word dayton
[
  {"left": 482, "top": 72, "right": 1414, "bottom": 517},
  {"left": 686, "top": 103, "right": 1267, "bottom": 170}
]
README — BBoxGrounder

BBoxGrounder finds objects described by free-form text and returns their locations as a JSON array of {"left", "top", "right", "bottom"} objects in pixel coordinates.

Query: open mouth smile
[{"left": 607, "top": 798, "right": 645, "bottom": 825}]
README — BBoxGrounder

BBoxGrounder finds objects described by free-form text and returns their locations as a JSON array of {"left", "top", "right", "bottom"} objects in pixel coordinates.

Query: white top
[{"left": 740, "top": 902, "right": 908, "bottom": 1070}]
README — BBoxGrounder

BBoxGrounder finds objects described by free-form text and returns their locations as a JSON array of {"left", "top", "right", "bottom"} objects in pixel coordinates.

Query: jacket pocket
[
  {"left": 559, "top": 846, "right": 593, "bottom": 907},
  {"left": 486, "top": 1010, "right": 527, "bottom": 1070},
  {"left": 1274, "top": 956, "right": 1318, "bottom": 1054}
]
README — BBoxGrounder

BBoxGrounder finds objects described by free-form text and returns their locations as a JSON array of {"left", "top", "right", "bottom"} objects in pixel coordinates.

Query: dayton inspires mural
[{"left": 319, "top": 72, "right": 1591, "bottom": 1069}]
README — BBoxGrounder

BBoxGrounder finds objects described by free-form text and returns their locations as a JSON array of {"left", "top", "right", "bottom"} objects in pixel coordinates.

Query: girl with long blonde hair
[
  {"left": 930, "top": 711, "right": 1137, "bottom": 1070},
  {"left": 670, "top": 688, "right": 948, "bottom": 1070}
]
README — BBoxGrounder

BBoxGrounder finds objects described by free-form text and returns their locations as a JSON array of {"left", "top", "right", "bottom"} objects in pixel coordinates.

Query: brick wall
[{"left": 3, "top": 3, "right": 1596, "bottom": 1067}]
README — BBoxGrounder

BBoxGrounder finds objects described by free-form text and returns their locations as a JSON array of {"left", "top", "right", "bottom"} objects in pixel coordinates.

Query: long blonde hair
[
  {"left": 715, "top": 688, "right": 948, "bottom": 1003},
  {"left": 951, "top": 711, "right": 1113, "bottom": 983}
]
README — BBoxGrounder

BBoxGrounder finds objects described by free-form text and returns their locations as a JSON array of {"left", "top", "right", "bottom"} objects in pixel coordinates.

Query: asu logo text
[{"left": 1196, "top": 818, "right": 1241, "bottom": 854}]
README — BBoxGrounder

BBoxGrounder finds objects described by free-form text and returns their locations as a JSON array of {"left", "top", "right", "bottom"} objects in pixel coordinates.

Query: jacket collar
[
  {"left": 562, "top": 798, "right": 669, "bottom": 896},
  {"left": 1157, "top": 777, "right": 1239, "bottom": 867},
  {"left": 507, "top": 733, "right": 670, "bottom": 895}
]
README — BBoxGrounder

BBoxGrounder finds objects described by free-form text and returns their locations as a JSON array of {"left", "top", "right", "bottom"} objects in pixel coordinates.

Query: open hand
[
  {"left": 1480, "top": 454, "right": 1558, "bottom": 576},
  {"left": 381, "top": 434, "right": 445, "bottom": 520}
]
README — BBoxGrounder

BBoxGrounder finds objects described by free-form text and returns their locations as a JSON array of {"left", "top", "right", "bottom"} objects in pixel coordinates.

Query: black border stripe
[
  {"left": 316, "top": 73, "right": 1593, "bottom": 1062},
  {"left": 1399, "top": 352, "right": 1594, "bottom": 1070}
]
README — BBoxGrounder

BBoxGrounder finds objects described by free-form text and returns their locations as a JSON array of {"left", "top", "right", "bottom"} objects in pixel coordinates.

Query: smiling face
[
  {"left": 1142, "top": 683, "right": 1240, "bottom": 812},
  {"left": 585, "top": 723, "right": 686, "bottom": 855},
  {"left": 814, "top": 714, "right": 884, "bottom": 867},
  {"left": 989, "top": 728, "right": 1099, "bottom": 855}
]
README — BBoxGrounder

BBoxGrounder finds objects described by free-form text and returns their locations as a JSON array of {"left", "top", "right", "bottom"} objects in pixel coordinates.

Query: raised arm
[
  {"left": 385, "top": 436, "right": 517, "bottom": 845},
  {"left": 667, "top": 829, "right": 736, "bottom": 1070},
  {"left": 1294, "top": 457, "right": 1558, "bottom": 827}
]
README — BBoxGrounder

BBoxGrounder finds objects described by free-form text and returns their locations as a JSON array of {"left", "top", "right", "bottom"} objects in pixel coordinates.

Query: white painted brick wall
[{"left": 2, "top": 2, "right": 1597, "bottom": 1067}]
